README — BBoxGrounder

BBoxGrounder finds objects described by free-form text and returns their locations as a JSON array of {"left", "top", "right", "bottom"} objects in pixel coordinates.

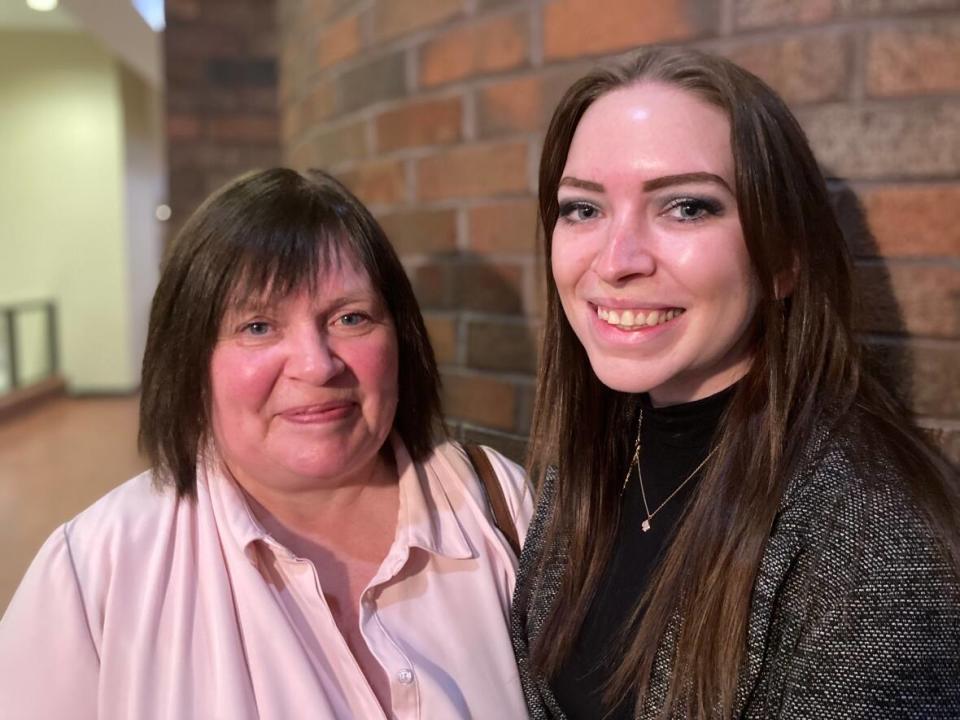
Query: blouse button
[{"left": 396, "top": 668, "right": 414, "bottom": 685}]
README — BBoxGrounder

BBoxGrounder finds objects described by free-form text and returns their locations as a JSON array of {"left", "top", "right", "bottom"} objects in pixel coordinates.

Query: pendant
[{"left": 641, "top": 519, "right": 651, "bottom": 532}]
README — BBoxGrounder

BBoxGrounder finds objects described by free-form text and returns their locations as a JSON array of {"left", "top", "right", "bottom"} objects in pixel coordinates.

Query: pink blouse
[{"left": 0, "top": 437, "right": 532, "bottom": 719}]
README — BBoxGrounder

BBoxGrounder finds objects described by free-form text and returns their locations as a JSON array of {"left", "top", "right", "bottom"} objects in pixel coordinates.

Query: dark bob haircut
[{"left": 139, "top": 168, "right": 442, "bottom": 496}]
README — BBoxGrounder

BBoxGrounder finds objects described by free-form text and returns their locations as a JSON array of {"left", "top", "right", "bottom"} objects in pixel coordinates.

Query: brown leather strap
[{"left": 464, "top": 443, "right": 522, "bottom": 558}]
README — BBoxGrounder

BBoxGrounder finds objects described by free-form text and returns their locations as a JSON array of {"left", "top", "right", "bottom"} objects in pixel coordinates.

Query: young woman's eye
[
  {"left": 558, "top": 200, "right": 601, "bottom": 223},
  {"left": 664, "top": 197, "right": 723, "bottom": 222}
]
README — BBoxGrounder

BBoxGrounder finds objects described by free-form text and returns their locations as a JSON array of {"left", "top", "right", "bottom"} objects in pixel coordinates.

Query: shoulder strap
[{"left": 464, "top": 443, "right": 522, "bottom": 558}]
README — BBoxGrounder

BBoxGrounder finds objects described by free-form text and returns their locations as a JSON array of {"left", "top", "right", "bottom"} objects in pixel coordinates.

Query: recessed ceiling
[{"left": 0, "top": 2, "right": 79, "bottom": 32}]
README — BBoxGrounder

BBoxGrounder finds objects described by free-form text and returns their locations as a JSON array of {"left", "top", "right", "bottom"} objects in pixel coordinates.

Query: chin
[{"left": 587, "top": 356, "right": 670, "bottom": 395}]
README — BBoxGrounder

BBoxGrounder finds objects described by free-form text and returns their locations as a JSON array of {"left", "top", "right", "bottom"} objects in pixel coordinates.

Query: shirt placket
[
  {"left": 360, "top": 553, "right": 421, "bottom": 720},
  {"left": 267, "top": 540, "right": 388, "bottom": 720}
]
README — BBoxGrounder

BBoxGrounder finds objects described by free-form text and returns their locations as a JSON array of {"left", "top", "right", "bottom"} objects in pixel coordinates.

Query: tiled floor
[{"left": 0, "top": 395, "right": 146, "bottom": 610}]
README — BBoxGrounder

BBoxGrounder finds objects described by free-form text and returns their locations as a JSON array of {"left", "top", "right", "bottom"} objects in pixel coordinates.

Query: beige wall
[{"left": 0, "top": 31, "right": 162, "bottom": 393}]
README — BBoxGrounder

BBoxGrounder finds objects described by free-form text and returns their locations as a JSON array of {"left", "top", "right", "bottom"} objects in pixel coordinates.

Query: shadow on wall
[
  {"left": 834, "top": 178, "right": 958, "bottom": 465},
  {"left": 830, "top": 178, "right": 914, "bottom": 410},
  {"left": 409, "top": 248, "right": 538, "bottom": 466}
]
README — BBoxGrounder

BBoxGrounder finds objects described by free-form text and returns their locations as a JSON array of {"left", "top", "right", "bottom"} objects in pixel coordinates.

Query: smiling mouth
[
  {"left": 280, "top": 402, "right": 356, "bottom": 422},
  {"left": 596, "top": 305, "right": 685, "bottom": 330}
]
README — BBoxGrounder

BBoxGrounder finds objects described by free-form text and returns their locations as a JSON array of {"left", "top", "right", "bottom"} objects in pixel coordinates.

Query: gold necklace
[{"left": 621, "top": 409, "right": 718, "bottom": 533}]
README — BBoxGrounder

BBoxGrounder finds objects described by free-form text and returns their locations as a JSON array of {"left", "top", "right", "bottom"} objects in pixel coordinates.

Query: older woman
[
  {"left": 0, "top": 169, "right": 531, "bottom": 719},
  {"left": 513, "top": 48, "right": 960, "bottom": 719}
]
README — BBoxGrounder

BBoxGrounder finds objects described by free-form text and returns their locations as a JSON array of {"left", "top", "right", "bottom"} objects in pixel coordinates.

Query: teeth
[{"left": 596, "top": 306, "right": 683, "bottom": 328}]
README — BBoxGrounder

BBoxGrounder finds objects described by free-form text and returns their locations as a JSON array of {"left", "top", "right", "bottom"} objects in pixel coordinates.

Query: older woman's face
[
  {"left": 551, "top": 81, "right": 758, "bottom": 406},
  {"left": 209, "top": 255, "right": 399, "bottom": 495}
]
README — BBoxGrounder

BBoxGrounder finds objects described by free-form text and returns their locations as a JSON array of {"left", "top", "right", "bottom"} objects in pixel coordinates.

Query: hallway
[{"left": 0, "top": 396, "right": 146, "bottom": 610}]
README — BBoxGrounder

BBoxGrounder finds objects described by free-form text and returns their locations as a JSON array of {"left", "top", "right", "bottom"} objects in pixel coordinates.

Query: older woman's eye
[
  {"left": 558, "top": 200, "right": 601, "bottom": 223},
  {"left": 336, "top": 312, "right": 369, "bottom": 328},
  {"left": 242, "top": 321, "right": 271, "bottom": 336},
  {"left": 665, "top": 197, "right": 723, "bottom": 222}
]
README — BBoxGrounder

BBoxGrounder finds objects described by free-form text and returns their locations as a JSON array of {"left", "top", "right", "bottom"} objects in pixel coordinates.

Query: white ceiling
[{"left": 0, "top": 2, "right": 80, "bottom": 32}]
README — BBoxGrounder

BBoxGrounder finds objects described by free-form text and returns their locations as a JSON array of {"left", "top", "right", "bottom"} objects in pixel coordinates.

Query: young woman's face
[
  {"left": 209, "top": 255, "right": 399, "bottom": 497},
  {"left": 551, "top": 82, "right": 758, "bottom": 406}
]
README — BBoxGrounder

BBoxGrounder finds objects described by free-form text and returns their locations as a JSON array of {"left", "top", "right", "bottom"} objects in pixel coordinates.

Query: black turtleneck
[{"left": 552, "top": 385, "right": 734, "bottom": 719}]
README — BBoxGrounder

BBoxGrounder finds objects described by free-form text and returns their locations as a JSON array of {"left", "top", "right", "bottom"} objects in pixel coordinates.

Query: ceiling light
[{"left": 26, "top": 0, "right": 59, "bottom": 11}]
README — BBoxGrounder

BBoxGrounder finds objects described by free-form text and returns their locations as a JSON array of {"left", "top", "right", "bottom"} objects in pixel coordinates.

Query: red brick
[
  {"left": 725, "top": 34, "right": 850, "bottom": 105},
  {"left": 206, "top": 116, "right": 278, "bottom": 142},
  {"left": 735, "top": 0, "right": 833, "bottom": 29},
  {"left": 240, "top": 86, "right": 279, "bottom": 114},
  {"left": 857, "top": 185, "right": 960, "bottom": 258},
  {"left": 419, "top": 12, "right": 528, "bottom": 88},
  {"left": 926, "top": 424, "right": 960, "bottom": 466},
  {"left": 443, "top": 372, "right": 518, "bottom": 431},
  {"left": 461, "top": 426, "right": 529, "bottom": 464},
  {"left": 338, "top": 160, "right": 406, "bottom": 206},
  {"left": 378, "top": 209, "right": 459, "bottom": 255},
  {"left": 798, "top": 100, "right": 960, "bottom": 179},
  {"left": 864, "top": 339, "right": 960, "bottom": 419},
  {"left": 375, "top": 97, "right": 463, "bottom": 152},
  {"left": 372, "top": 0, "right": 464, "bottom": 42},
  {"left": 306, "top": 80, "right": 336, "bottom": 124},
  {"left": 316, "top": 12, "right": 362, "bottom": 69},
  {"left": 423, "top": 312, "right": 458, "bottom": 365},
  {"left": 909, "top": 342, "right": 960, "bottom": 418},
  {"left": 306, "top": 0, "right": 355, "bottom": 24},
  {"left": 167, "top": 114, "right": 202, "bottom": 140},
  {"left": 411, "top": 261, "right": 456, "bottom": 309},
  {"left": 455, "top": 261, "right": 525, "bottom": 314},
  {"left": 476, "top": 75, "right": 544, "bottom": 137},
  {"left": 281, "top": 101, "right": 303, "bottom": 143},
  {"left": 467, "top": 198, "right": 539, "bottom": 254},
  {"left": 544, "top": 0, "right": 715, "bottom": 60},
  {"left": 836, "top": 0, "right": 960, "bottom": 18},
  {"left": 308, "top": 120, "right": 368, "bottom": 167},
  {"left": 854, "top": 263, "right": 960, "bottom": 339},
  {"left": 284, "top": 139, "right": 310, "bottom": 170},
  {"left": 167, "top": 0, "right": 200, "bottom": 21},
  {"left": 475, "top": 66, "right": 587, "bottom": 139},
  {"left": 338, "top": 50, "right": 408, "bottom": 113},
  {"left": 466, "top": 320, "right": 538, "bottom": 373},
  {"left": 417, "top": 142, "right": 529, "bottom": 201},
  {"left": 867, "top": 21, "right": 960, "bottom": 98}
]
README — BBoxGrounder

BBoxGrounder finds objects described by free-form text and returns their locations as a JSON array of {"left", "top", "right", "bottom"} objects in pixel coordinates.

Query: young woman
[{"left": 512, "top": 47, "right": 960, "bottom": 719}]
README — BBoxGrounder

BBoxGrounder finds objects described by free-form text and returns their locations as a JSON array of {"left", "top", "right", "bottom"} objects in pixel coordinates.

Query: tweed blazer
[{"left": 511, "top": 427, "right": 960, "bottom": 719}]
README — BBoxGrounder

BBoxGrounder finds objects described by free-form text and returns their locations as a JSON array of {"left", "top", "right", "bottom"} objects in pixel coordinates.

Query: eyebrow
[{"left": 559, "top": 172, "right": 733, "bottom": 194}]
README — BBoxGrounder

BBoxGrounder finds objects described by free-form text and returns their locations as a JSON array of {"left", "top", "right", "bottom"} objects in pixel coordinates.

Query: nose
[
  {"left": 285, "top": 325, "right": 345, "bottom": 385},
  {"left": 591, "top": 213, "right": 656, "bottom": 285}
]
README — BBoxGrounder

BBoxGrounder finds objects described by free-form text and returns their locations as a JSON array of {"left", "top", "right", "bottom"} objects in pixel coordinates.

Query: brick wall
[
  {"left": 165, "top": 0, "right": 281, "bottom": 231},
  {"left": 277, "top": 0, "right": 959, "bottom": 463}
]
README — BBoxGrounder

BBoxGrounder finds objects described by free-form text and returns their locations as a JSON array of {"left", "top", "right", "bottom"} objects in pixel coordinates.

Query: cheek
[
  {"left": 673, "top": 229, "right": 754, "bottom": 301},
  {"left": 209, "top": 347, "right": 280, "bottom": 416},
  {"left": 353, "top": 334, "right": 400, "bottom": 405},
  {"left": 551, "top": 234, "right": 591, "bottom": 300}
]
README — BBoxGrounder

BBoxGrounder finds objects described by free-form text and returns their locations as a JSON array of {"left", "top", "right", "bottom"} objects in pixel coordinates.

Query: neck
[{"left": 230, "top": 448, "right": 399, "bottom": 548}]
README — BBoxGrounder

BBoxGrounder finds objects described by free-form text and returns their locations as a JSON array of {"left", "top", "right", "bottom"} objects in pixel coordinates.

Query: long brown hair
[
  {"left": 139, "top": 168, "right": 442, "bottom": 496},
  {"left": 526, "top": 47, "right": 960, "bottom": 718}
]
